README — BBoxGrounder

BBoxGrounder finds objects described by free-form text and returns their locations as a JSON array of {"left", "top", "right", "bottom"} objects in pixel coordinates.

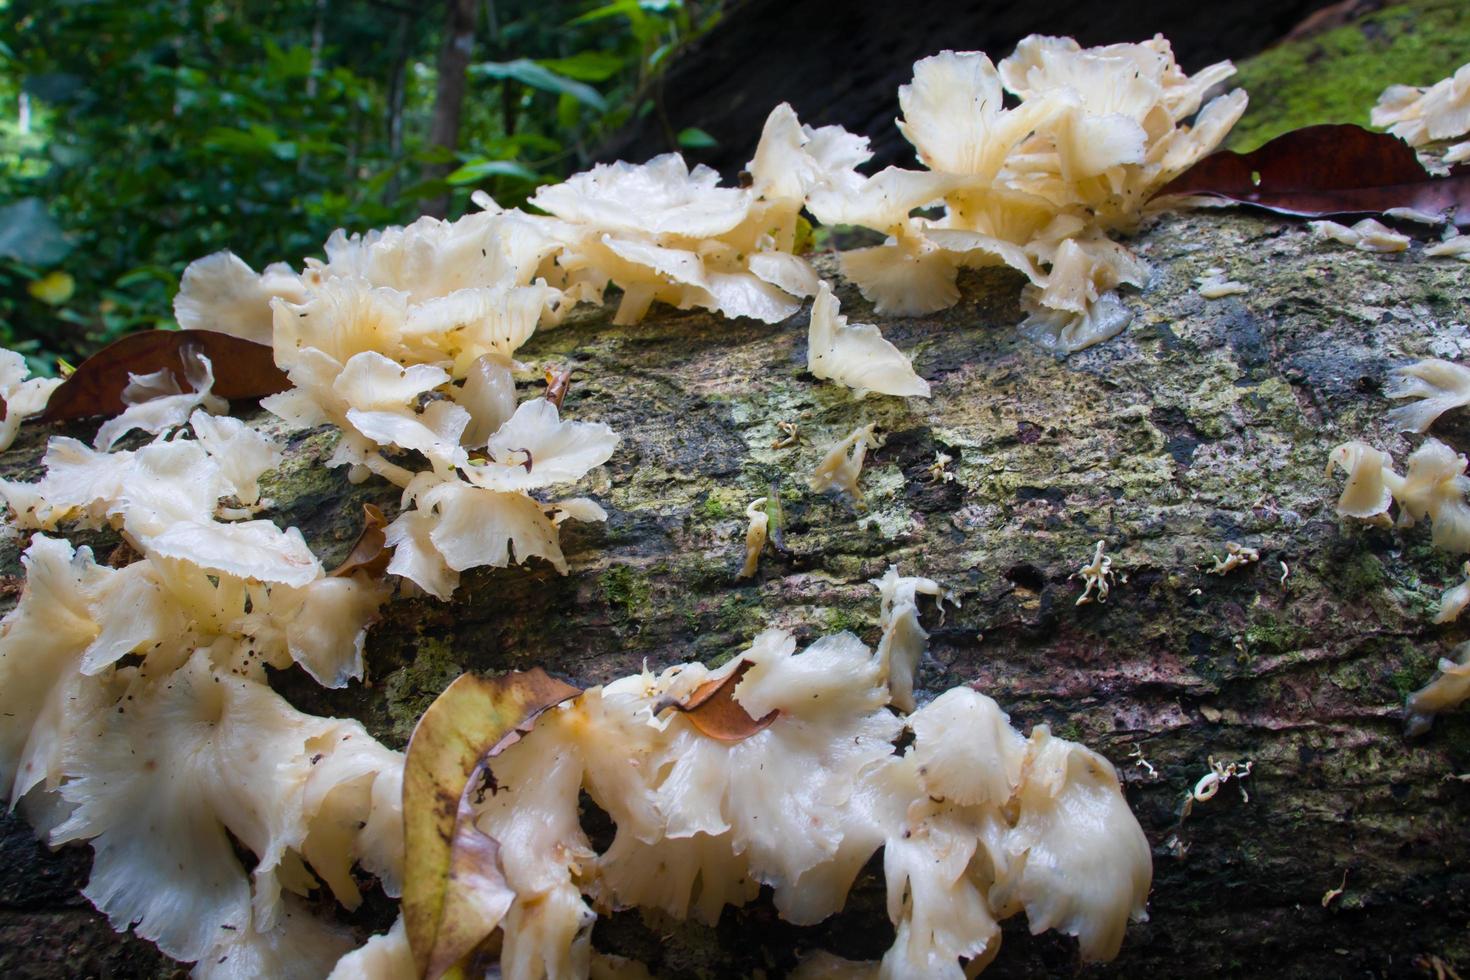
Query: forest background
[{"left": 0, "top": 0, "right": 721, "bottom": 369}]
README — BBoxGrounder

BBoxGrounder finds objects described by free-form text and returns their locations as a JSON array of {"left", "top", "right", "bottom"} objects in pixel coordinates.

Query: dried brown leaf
[
  {"left": 38, "top": 329, "right": 290, "bottom": 423},
  {"left": 329, "top": 504, "right": 390, "bottom": 579},
  {"left": 1154, "top": 124, "right": 1470, "bottom": 224},
  {"left": 426, "top": 792, "right": 515, "bottom": 980},
  {"left": 402, "top": 668, "right": 581, "bottom": 979},
  {"left": 544, "top": 365, "right": 573, "bottom": 410},
  {"left": 659, "top": 660, "right": 778, "bottom": 742}
]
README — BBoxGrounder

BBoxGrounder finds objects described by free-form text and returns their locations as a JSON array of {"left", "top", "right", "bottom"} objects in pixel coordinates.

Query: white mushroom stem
[
  {"left": 738, "top": 497, "right": 769, "bottom": 579},
  {"left": 1073, "top": 540, "right": 1114, "bottom": 605},
  {"left": 809, "top": 423, "right": 882, "bottom": 502},
  {"left": 1207, "top": 542, "right": 1260, "bottom": 576},
  {"left": 360, "top": 450, "right": 419, "bottom": 489}
]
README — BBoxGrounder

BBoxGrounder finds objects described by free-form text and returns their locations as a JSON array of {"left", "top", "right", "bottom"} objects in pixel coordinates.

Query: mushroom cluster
[
  {"left": 1327, "top": 355, "right": 1470, "bottom": 734},
  {"left": 0, "top": 32, "right": 1202, "bottom": 979},
  {"left": 523, "top": 103, "right": 855, "bottom": 326},
  {"left": 810, "top": 36, "right": 1245, "bottom": 352},
  {"left": 1372, "top": 61, "right": 1470, "bottom": 166},
  {"left": 1327, "top": 437, "right": 1470, "bottom": 553},
  {"left": 177, "top": 208, "right": 620, "bottom": 599},
  {"left": 436, "top": 570, "right": 1150, "bottom": 979},
  {"left": 0, "top": 529, "right": 405, "bottom": 977}
]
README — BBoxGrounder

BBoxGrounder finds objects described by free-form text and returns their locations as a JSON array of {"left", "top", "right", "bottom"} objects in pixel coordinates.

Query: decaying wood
[{"left": 2, "top": 205, "right": 1469, "bottom": 977}]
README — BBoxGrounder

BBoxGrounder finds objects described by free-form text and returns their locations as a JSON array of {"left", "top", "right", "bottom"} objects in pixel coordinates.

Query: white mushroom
[
  {"left": 1406, "top": 642, "right": 1470, "bottom": 736},
  {"left": 0, "top": 348, "right": 62, "bottom": 452},
  {"left": 50, "top": 651, "right": 403, "bottom": 964},
  {"left": 94, "top": 349, "right": 229, "bottom": 450},
  {"left": 1326, "top": 441, "right": 1396, "bottom": 520},
  {"left": 807, "top": 282, "right": 930, "bottom": 399},
  {"left": 174, "top": 251, "right": 307, "bottom": 345},
  {"left": 1073, "top": 540, "right": 1115, "bottom": 605},
  {"left": 871, "top": 565, "right": 952, "bottom": 711},
  {"left": 1372, "top": 62, "right": 1470, "bottom": 161},
  {"left": 809, "top": 423, "right": 882, "bottom": 502},
  {"left": 1393, "top": 438, "right": 1470, "bottom": 552},
  {"left": 1435, "top": 561, "right": 1470, "bottom": 624},
  {"left": 1307, "top": 218, "right": 1410, "bottom": 253},
  {"left": 1385, "top": 358, "right": 1470, "bottom": 433},
  {"left": 738, "top": 496, "right": 769, "bottom": 579}
]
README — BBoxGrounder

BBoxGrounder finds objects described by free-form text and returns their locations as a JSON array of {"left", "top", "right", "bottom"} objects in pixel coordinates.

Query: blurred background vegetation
[
  {"left": 0, "top": 0, "right": 718, "bottom": 369},
  {"left": 3, "top": 0, "right": 1468, "bottom": 375}
]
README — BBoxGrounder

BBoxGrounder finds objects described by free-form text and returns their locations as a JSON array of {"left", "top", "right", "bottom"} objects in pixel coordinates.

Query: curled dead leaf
[
  {"left": 403, "top": 668, "right": 581, "bottom": 979},
  {"left": 1154, "top": 124, "right": 1470, "bottom": 224},
  {"left": 105, "top": 541, "right": 142, "bottom": 570},
  {"left": 425, "top": 791, "right": 515, "bottom": 980},
  {"left": 38, "top": 329, "right": 290, "bottom": 423},
  {"left": 544, "top": 365, "right": 573, "bottom": 410},
  {"left": 329, "top": 503, "right": 391, "bottom": 579},
  {"left": 655, "top": 660, "right": 778, "bottom": 742}
]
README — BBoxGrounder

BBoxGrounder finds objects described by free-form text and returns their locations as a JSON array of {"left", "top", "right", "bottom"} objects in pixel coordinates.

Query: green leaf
[
  {"left": 0, "top": 199, "right": 72, "bottom": 267},
  {"left": 203, "top": 125, "right": 282, "bottom": 156},
  {"left": 264, "top": 41, "right": 315, "bottom": 81},
  {"left": 567, "top": 0, "right": 646, "bottom": 26},
  {"left": 469, "top": 59, "right": 607, "bottom": 111},
  {"left": 649, "top": 40, "right": 676, "bottom": 70},
  {"left": 556, "top": 92, "right": 580, "bottom": 132},
  {"left": 677, "top": 126, "right": 718, "bottom": 149},
  {"left": 114, "top": 265, "right": 177, "bottom": 289},
  {"left": 445, "top": 158, "right": 539, "bottom": 185},
  {"left": 535, "top": 52, "right": 625, "bottom": 82},
  {"left": 481, "top": 133, "right": 563, "bottom": 158}
]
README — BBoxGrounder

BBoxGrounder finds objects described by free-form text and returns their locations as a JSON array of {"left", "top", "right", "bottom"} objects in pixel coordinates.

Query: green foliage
[
  {"left": 0, "top": 0, "right": 717, "bottom": 367},
  {"left": 470, "top": 59, "right": 608, "bottom": 111},
  {"left": 677, "top": 126, "right": 718, "bottom": 149}
]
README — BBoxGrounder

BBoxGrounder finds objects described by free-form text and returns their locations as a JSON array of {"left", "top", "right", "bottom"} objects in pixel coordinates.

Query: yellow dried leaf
[
  {"left": 27, "top": 270, "right": 74, "bottom": 306},
  {"left": 402, "top": 668, "right": 580, "bottom": 979}
]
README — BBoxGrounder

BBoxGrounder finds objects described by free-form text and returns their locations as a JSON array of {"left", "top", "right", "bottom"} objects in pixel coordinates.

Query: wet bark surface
[{"left": 3, "top": 206, "right": 1470, "bottom": 977}]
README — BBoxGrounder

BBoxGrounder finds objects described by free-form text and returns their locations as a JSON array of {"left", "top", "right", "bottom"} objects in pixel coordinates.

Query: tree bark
[
  {"left": 384, "top": 11, "right": 413, "bottom": 206},
  {"left": 1, "top": 203, "right": 1469, "bottom": 977},
  {"left": 423, "top": 0, "right": 478, "bottom": 218}
]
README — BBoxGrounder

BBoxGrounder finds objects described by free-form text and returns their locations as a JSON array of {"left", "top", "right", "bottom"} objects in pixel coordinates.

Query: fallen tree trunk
[{"left": 2, "top": 203, "right": 1469, "bottom": 977}]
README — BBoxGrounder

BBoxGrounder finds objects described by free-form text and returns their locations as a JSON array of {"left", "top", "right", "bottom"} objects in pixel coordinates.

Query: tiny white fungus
[{"left": 1072, "top": 540, "right": 1115, "bottom": 605}]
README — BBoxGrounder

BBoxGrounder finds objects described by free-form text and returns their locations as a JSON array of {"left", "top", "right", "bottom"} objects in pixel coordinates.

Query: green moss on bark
[{"left": 1230, "top": 0, "right": 1470, "bottom": 151}]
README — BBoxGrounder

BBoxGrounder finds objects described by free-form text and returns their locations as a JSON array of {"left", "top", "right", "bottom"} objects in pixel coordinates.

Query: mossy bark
[
  {"left": 4, "top": 203, "right": 1470, "bottom": 977},
  {"left": 1228, "top": 0, "right": 1470, "bottom": 151}
]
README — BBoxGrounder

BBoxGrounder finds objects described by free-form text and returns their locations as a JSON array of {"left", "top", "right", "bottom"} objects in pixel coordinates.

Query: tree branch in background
[
  {"left": 424, "top": 0, "right": 479, "bottom": 218},
  {"left": 384, "top": 10, "right": 413, "bottom": 205}
]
